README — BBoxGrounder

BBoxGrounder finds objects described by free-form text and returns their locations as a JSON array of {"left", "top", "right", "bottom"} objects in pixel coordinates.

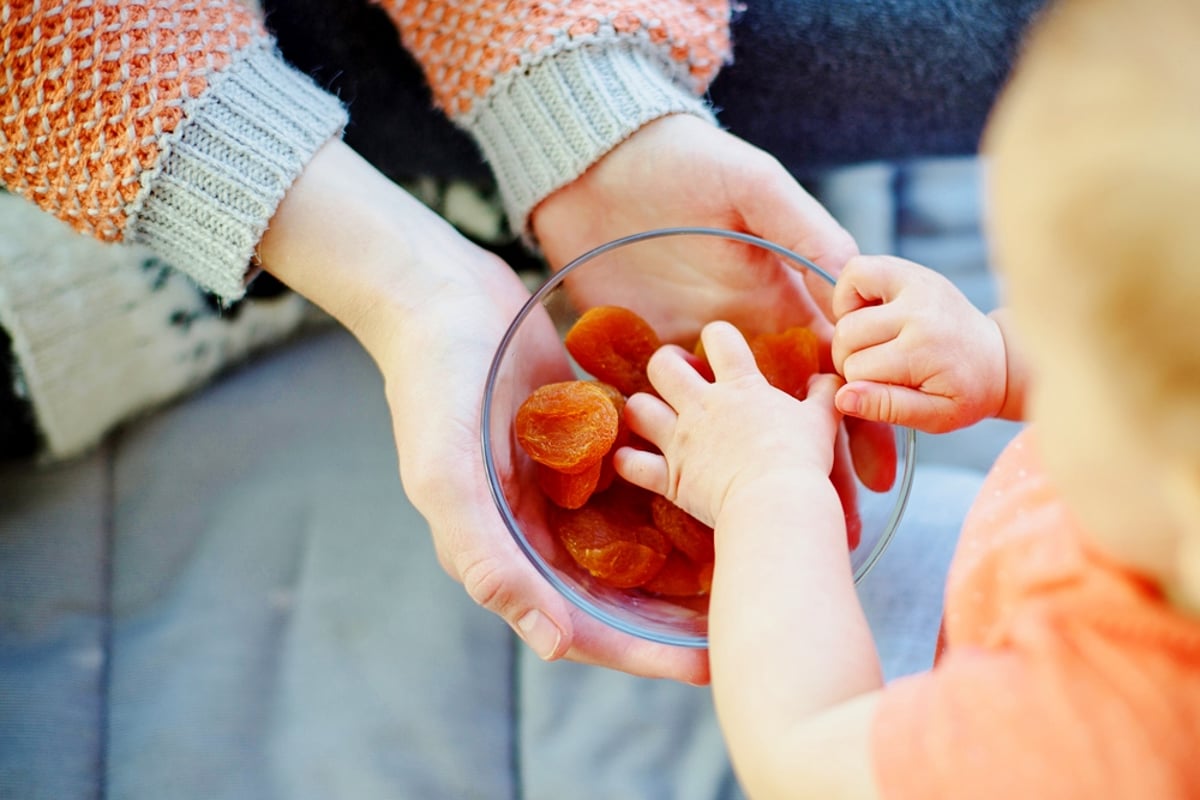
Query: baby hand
[
  {"left": 615, "top": 321, "right": 844, "bottom": 528},
  {"left": 831, "top": 255, "right": 1007, "bottom": 433}
]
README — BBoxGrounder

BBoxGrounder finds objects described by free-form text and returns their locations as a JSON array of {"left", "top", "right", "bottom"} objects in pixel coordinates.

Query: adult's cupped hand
[{"left": 531, "top": 115, "right": 898, "bottom": 499}]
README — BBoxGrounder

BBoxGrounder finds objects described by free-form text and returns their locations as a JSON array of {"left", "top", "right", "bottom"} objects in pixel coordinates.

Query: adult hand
[
  {"left": 831, "top": 255, "right": 1009, "bottom": 433},
  {"left": 531, "top": 114, "right": 854, "bottom": 341},
  {"left": 260, "top": 140, "right": 710, "bottom": 683},
  {"left": 530, "top": 114, "right": 896, "bottom": 494}
]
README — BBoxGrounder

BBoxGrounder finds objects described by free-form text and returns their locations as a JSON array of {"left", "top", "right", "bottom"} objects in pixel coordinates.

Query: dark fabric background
[{"left": 262, "top": 0, "right": 1047, "bottom": 185}]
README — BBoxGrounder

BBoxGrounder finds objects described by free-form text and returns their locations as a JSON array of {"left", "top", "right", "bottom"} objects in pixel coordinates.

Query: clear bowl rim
[{"left": 481, "top": 226, "right": 917, "bottom": 648}]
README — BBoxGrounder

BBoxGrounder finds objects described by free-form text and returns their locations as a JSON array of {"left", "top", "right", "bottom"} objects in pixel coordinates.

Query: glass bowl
[{"left": 482, "top": 227, "right": 916, "bottom": 648}]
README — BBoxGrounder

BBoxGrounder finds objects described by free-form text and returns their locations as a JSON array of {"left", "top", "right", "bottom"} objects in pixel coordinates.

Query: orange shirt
[{"left": 872, "top": 427, "right": 1200, "bottom": 799}]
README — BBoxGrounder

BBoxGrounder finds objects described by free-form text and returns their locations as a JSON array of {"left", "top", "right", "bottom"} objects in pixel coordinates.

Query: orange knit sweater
[
  {"left": 374, "top": 1, "right": 729, "bottom": 118},
  {"left": 1, "top": 2, "right": 263, "bottom": 242},
  {"left": 2, "top": 0, "right": 731, "bottom": 297}
]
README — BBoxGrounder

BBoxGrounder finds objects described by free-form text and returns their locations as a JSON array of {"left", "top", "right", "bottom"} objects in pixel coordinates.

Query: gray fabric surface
[{"left": 0, "top": 451, "right": 108, "bottom": 799}]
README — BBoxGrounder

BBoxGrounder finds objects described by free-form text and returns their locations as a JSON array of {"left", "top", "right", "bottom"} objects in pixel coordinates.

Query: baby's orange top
[{"left": 872, "top": 428, "right": 1200, "bottom": 798}]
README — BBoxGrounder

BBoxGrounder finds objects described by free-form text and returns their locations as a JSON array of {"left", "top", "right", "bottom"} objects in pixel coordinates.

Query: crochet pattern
[
  {"left": 1, "top": 1, "right": 265, "bottom": 241},
  {"left": 375, "top": 0, "right": 730, "bottom": 121}
]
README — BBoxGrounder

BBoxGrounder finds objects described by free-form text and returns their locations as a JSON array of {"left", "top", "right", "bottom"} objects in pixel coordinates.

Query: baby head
[{"left": 984, "top": 0, "right": 1200, "bottom": 607}]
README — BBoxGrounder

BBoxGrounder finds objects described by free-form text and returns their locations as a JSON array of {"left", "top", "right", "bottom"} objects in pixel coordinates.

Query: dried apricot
[
  {"left": 588, "top": 380, "right": 626, "bottom": 410},
  {"left": 748, "top": 326, "right": 820, "bottom": 399},
  {"left": 552, "top": 504, "right": 670, "bottom": 588},
  {"left": 643, "top": 550, "right": 714, "bottom": 597},
  {"left": 537, "top": 461, "right": 603, "bottom": 510},
  {"left": 564, "top": 306, "right": 661, "bottom": 396},
  {"left": 649, "top": 495, "right": 715, "bottom": 564},
  {"left": 515, "top": 381, "right": 619, "bottom": 474},
  {"left": 589, "top": 478, "right": 657, "bottom": 529}
]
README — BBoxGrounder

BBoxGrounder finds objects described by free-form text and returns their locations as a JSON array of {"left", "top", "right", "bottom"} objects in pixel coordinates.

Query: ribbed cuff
[
  {"left": 127, "top": 46, "right": 348, "bottom": 302},
  {"left": 468, "top": 45, "right": 717, "bottom": 241}
]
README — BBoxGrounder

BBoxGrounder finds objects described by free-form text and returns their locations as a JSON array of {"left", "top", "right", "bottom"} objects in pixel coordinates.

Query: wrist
[
  {"left": 256, "top": 140, "right": 442, "bottom": 362},
  {"left": 467, "top": 45, "right": 716, "bottom": 243},
  {"left": 128, "top": 46, "right": 347, "bottom": 301},
  {"left": 987, "top": 308, "right": 1028, "bottom": 421},
  {"left": 718, "top": 470, "right": 844, "bottom": 539}
]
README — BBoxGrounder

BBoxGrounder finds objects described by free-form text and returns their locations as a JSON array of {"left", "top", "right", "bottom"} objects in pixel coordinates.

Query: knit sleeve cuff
[
  {"left": 126, "top": 46, "right": 349, "bottom": 302},
  {"left": 467, "top": 44, "right": 717, "bottom": 241}
]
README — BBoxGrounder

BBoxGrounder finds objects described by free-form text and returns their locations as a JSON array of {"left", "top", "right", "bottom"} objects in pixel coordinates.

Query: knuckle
[
  {"left": 871, "top": 388, "right": 896, "bottom": 425},
  {"left": 841, "top": 351, "right": 866, "bottom": 383},
  {"left": 458, "top": 552, "right": 512, "bottom": 613}
]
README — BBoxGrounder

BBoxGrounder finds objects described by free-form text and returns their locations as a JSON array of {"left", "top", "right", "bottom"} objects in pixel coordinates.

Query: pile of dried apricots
[{"left": 514, "top": 305, "right": 822, "bottom": 599}]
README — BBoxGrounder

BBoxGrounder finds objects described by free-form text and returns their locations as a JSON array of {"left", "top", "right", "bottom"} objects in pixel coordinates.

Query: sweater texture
[
  {"left": 3, "top": 0, "right": 730, "bottom": 298},
  {"left": 0, "top": 0, "right": 731, "bottom": 460}
]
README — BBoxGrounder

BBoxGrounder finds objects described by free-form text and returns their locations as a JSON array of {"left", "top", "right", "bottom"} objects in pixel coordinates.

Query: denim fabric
[
  {"left": 0, "top": 456, "right": 108, "bottom": 799},
  {"left": 2, "top": 331, "right": 518, "bottom": 800}
]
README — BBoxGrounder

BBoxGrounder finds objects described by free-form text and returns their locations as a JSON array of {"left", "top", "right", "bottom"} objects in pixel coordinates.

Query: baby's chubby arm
[
  {"left": 615, "top": 322, "right": 884, "bottom": 799},
  {"left": 831, "top": 255, "right": 1028, "bottom": 432}
]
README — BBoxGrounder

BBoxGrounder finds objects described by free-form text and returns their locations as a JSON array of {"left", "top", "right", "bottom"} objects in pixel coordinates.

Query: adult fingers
[
  {"left": 560, "top": 609, "right": 711, "bottom": 684},
  {"left": 730, "top": 149, "right": 859, "bottom": 320},
  {"left": 804, "top": 371, "right": 845, "bottom": 414},
  {"left": 829, "top": 425, "right": 862, "bottom": 551},
  {"left": 426, "top": 500, "right": 579, "bottom": 662},
  {"left": 845, "top": 417, "right": 898, "bottom": 492}
]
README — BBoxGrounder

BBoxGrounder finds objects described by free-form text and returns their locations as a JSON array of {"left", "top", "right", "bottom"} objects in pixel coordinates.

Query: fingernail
[
  {"left": 837, "top": 388, "right": 860, "bottom": 415},
  {"left": 516, "top": 610, "right": 563, "bottom": 660}
]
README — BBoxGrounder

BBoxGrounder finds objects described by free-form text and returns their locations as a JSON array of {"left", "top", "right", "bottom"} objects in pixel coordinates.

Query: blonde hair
[{"left": 985, "top": 0, "right": 1200, "bottom": 459}]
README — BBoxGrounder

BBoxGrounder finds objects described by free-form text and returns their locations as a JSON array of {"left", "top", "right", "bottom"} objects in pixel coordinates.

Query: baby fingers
[
  {"left": 835, "top": 381, "right": 960, "bottom": 433},
  {"left": 831, "top": 302, "right": 905, "bottom": 376},
  {"left": 645, "top": 343, "right": 709, "bottom": 405},
  {"left": 623, "top": 391, "right": 677, "bottom": 446},
  {"left": 616, "top": 392, "right": 676, "bottom": 494},
  {"left": 838, "top": 338, "right": 921, "bottom": 389},
  {"left": 695, "top": 321, "right": 761, "bottom": 383},
  {"left": 612, "top": 445, "right": 669, "bottom": 496}
]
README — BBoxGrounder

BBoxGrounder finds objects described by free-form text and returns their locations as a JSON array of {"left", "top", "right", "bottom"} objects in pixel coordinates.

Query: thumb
[
  {"left": 836, "top": 381, "right": 955, "bottom": 433},
  {"left": 445, "top": 526, "right": 578, "bottom": 661},
  {"left": 731, "top": 153, "right": 858, "bottom": 322},
  {"left": 805, "top": 372, "right": 846, "bottom": 411}
]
